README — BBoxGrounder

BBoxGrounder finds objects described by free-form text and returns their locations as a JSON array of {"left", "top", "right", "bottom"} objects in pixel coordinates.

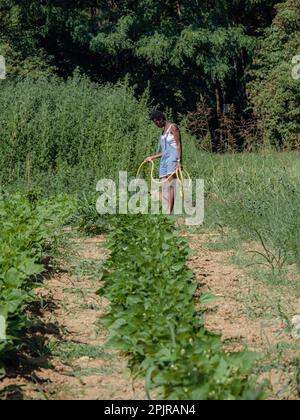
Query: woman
[{"left": 144, "top": 111, "right": 182, "bottom": 213}]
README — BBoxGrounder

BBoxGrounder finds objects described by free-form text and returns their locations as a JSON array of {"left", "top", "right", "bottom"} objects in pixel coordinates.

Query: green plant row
[
  {"left": 0, "top": 191, "right": 75, "bottom": 365},
  {"left": 70, "top": 193, "right": 113, "bottom": 236},
  {"left": 98, "top": 214, "right": 266, "bottom": 400}
]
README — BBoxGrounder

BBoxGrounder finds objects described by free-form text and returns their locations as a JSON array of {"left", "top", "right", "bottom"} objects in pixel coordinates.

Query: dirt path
[
  {"left": 0, "top": 235, "right": 144, "bottom": 400},
  {"left": 186, "top": 231, "right": 300, "bottom": 400}
]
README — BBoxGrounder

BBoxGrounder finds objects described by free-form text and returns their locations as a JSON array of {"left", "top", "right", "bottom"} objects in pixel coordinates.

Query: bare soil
[
  {"left": 186, "top": 232, "right": 300, "bottom": 400},
  {"left": 0, "top": 235, "right": 145, "bottom": 400}
]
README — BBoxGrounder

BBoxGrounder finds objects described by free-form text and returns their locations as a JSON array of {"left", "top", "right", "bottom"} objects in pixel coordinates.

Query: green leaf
[
  {"left": 0, "top": 315, "right": 7, "bottom": 341},
  {"left": 4, "top": 268, "right": 22, "bottom": 288},
  {"left": 229, "top": 352, "right": 263, "bottom": 373},
  {"left": 200, "top": 293, "right": 218, "bottom": 305},
  {"left": 22, "top": 259, "right": 44, "bottom": 277}
]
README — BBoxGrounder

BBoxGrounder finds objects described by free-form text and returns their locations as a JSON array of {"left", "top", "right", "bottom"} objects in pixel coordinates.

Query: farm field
[
  {"left": 1, "top": 151, "right": 300, "bottom": 399},
  {"left": 1, "top": 80, "right": 300, "bottom": 400},
  {"left": 1, "top": 216, "right": 300, "bottom": 399},
  {"left": 1, "top": 0, "right": 300, "bottom": 399}
]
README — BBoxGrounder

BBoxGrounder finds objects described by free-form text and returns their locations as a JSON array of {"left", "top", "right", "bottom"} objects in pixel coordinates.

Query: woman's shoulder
[
  {"left": 163, "top": 122, "right": 180, "bottom": 135},
  {"left": 170, "top": 123, "right": 180, "bottom": 132}
]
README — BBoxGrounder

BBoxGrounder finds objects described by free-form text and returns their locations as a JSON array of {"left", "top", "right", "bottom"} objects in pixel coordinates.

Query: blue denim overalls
[{"left": 159, "top": 124, "right": 179, "bottom": 178}]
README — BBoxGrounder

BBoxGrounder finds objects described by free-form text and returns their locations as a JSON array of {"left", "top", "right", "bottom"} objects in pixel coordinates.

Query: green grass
[
  {"left": 53, "top": 342, "right": 113, "bottom": 363},
  {"left": 188, "top": 151, "right": 300, "bottom": 271},
  {"left": 73, "top": 366, "right": 117, "bottom": 378},
  {"left": 69, "top": 259, "right": 105, "bottom": 280}
]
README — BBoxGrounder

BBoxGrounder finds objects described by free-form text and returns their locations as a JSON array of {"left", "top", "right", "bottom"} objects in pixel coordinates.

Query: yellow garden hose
[{"left": 136, "top": 160, "right": 192, "bottom": 197}]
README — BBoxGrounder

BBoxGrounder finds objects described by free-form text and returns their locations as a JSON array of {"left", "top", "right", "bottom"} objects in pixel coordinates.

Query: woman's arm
[
  {"left": 171, "top": 125, "right": 182, "bottom": 168},
  {"left": 144, "top": 153, "right": 162, "bottom": 163}
]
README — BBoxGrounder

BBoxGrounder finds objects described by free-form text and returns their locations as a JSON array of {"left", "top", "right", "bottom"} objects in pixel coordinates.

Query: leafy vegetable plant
[{"left": 98, "top": 214, "right": 266, "bottom": 400}]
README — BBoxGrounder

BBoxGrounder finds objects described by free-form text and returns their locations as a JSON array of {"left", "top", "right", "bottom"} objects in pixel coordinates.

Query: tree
[
  {"left": 0, "top": 0, "right": 284, "bottom": 149},
  {"left": 0, "top": 0, "right": 56, "bottom": 76},
  {"left": 249, "top": 0, "right": 300, "bottom": 148},
  {"left": 75, "top": 1, "right": 280, "bottom": 149}
]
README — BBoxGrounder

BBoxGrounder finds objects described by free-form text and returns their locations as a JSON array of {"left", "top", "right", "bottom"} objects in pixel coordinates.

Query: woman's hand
[
  {"left": 144, "top": 156, "right": 154, "bottom": 164},
  {"left": 176, "top": 162, "right": 183, "bottom": 171}
]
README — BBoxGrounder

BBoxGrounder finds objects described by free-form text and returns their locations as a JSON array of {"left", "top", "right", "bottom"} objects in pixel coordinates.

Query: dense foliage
[
  {"left": 1, "top": 0, "right": 299, "bottom": 149},
  {"left": 0, "top": 76, "right": 156, "bottom": 184},
  {"left": 0, "top": 76, "right": 202, "bottom": 190}
]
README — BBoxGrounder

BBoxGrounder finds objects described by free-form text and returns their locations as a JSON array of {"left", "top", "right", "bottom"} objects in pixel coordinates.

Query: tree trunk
[{"left": 208, "top": 86, "right": 224, "bottom": 152}]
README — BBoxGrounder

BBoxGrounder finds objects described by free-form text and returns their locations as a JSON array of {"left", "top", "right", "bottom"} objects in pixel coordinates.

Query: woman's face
[{"left": 153, "top": 118, "right": 165, "bottom": 129}]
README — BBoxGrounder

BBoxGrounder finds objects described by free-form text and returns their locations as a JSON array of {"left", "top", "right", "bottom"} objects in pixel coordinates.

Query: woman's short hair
[{"left": 150, "top": 110, "right": 166, "bottom": 121}]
